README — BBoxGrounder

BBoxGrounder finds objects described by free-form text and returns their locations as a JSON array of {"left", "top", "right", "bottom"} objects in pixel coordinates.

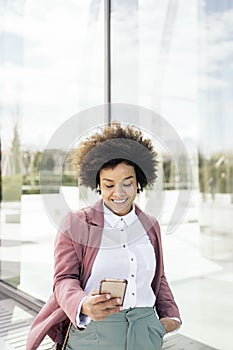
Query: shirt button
[
  {"left": 132, "top": 292, "right": 135, "bottom": 296},
  {"left": 131, "top": 274, "right": 135, "bottom": 277},
  {"left": 131, "top": 258, "right": 134, "bottom": 261},
  {"left": 123, "top": 244, "right": 126, "bottom": 248}
]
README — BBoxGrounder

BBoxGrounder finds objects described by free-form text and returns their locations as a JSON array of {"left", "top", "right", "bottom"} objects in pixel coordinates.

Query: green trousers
[{"left": 65, "top": 307, "right": 166, "bottom": 350}]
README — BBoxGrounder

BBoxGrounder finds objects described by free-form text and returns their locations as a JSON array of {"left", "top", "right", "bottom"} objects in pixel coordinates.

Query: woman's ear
[
  {"left": 137, "top": 183, "right": 142, "bottom": 194},
  {"left": 96, "top": 184, "right": 101, "bottom": 195}
]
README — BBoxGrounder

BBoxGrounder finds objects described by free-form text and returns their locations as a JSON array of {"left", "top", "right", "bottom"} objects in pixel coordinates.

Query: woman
[{"left": 27, "top": 122, "right": 181, "bottom": 350}]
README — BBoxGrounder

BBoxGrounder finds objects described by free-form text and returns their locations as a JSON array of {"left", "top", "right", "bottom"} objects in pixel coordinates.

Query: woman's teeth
[{"left": 112, "top": 199, "right": 126, "bottom": 204}]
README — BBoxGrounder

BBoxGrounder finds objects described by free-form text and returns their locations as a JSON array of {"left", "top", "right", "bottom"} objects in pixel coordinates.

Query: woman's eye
[{"left": 104, "top": 182, "right": 132, "bottom": 189}]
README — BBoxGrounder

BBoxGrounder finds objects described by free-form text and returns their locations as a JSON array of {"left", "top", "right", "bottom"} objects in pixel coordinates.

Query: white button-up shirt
[
  {"left": 77, "top": 204, "right": 156, "bottom": 327},
  {"left": 85, "top": 204, "right": 156, "bottom": 308}
]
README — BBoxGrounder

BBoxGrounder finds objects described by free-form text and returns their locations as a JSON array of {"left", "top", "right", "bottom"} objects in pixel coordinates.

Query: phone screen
[{"left": 99, "top": 278, "right": 128, "bottom": 306}]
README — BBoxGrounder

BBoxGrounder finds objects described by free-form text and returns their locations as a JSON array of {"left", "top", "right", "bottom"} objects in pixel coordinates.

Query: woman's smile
[{"left": 112, "top": 198, "right": 127, "bottom": 204}]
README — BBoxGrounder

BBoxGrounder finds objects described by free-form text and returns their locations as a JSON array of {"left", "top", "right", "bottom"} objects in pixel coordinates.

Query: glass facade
[
  {"left": 0, "top": 1, "right": 232, "bottom": 349},
  {"left": 0, "top": 0, "right": 105, "bottom": 299}
]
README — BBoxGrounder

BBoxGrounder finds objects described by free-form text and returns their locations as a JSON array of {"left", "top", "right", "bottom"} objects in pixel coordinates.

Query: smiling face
[{"left": 99, "top": 162, "right": 138, "bottom": 216}]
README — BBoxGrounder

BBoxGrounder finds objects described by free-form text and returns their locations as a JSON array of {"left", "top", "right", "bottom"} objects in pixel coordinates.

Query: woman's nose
[{"left": 113, "top": 184, "right": 124, "bottom": 195}]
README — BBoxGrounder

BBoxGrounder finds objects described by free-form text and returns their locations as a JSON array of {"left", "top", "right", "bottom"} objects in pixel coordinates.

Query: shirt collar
[{"left": 103, "top": 203, "right": 138, "bottom": 228}]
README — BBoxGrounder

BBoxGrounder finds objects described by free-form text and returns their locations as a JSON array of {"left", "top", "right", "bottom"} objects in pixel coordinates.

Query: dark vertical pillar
[{"left": 104, "top": 0, "right": 111, "bottom": 124}]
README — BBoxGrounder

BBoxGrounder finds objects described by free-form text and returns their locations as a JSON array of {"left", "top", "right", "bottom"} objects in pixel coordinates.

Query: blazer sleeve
[
  {"left": 155, "top": 273, "right": 181, "bottom": 320},
  {"left": 53, "top": 211, "right": 88, "bottom": 327},
  {"left": 152, "top": 221, "right": 181, "bottom": 321}
]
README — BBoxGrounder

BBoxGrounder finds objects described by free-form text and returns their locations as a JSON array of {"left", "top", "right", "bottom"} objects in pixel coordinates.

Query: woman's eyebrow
[
  {"left": 102, "top": 176, "right": 134, "bottom": 182},
  {"left": 123, "top": 176, "right": 134, "bottom": 180}
]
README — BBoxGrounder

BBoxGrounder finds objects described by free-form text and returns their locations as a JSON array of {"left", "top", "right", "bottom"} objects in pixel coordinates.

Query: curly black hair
[{"left": 72, "top": 122, "right": 158, "bottom": 191}]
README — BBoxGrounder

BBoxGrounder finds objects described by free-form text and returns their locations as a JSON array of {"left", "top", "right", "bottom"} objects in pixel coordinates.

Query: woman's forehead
[{"left": 100, "top": 162, "right": 136, "bottom": 178}]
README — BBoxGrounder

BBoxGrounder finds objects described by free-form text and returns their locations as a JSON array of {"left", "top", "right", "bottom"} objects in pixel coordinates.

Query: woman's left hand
[{"left": 159, "top": 318, "right": 180, "bottom": 334}]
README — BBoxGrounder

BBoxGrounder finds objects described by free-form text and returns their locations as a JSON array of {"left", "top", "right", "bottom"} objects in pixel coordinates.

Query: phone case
[{"left": 99, "top": 278, "right": 128, "bottom": 306}]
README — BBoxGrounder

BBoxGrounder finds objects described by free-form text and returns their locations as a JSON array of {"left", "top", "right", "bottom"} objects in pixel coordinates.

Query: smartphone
[{"left": 99, "top": 278, "right": 128, "bottom": 306}]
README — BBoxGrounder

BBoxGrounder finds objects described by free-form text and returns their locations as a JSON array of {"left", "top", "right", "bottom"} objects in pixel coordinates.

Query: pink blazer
[{"left": 26, "top": 200, "right": 181, "bottom": 350}]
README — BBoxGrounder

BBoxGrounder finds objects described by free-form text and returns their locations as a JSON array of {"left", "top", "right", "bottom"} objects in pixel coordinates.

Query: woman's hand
[
  {"left": 159, "top": 318, "right": 180, "bottom": 334},
  {"left": 81, "top": 289, "right": 122, "bottom": 321}
]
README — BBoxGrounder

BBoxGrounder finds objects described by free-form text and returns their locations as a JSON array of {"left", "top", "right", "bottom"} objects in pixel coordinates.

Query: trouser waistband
[{"left": 66, "top": 307, "right": 166, "bottom": 350}]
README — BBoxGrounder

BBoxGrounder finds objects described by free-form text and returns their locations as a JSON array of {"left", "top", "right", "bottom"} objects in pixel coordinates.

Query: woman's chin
[{"left": 108, "top": 202, "right": 132, "bottom": 216}]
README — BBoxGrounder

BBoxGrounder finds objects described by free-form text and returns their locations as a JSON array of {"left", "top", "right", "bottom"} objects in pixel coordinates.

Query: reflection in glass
[
  {"left": 0, "top": 1, "right": 233, "bottom": 348},
  {"left": 198, "top": 0, "right": 233, "bottom": 261},
  {"left": 0, "top": 0, "right": 105, "bottom": 300},
  {"left": 111, "top": 0, "right": 197, "bottom": 227}
]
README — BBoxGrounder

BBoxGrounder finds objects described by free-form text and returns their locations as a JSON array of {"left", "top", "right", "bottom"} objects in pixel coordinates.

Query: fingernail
[
  {"left": 106, "top": 294, "right": 111, "bottom": 299},
  {"left": 116, "top": 298, "right": 121, "bottom": 304}
]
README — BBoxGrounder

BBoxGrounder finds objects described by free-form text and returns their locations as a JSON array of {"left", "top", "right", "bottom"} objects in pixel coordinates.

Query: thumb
[{"left": 90, "top": 289, "right": 99, "bottom": 296}]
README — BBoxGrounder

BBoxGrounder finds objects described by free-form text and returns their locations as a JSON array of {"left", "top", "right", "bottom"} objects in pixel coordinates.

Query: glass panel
[
  {"left": 0, "top": 0, "right": 105, "bottom": 301},
  {"left": 0, "top": 0, "right": 24, "bottom": 291},
  {"left": 198, "top": 0, "right": 233, "bottom": 262},
  {"left": 111, "top": 1, "right": 233, "bottom": 349},
  {"left": 111, "top": 0, "right": 197, "bottom": 227}
]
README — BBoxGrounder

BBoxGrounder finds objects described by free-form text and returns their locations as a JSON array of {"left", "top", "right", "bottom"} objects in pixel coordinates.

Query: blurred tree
[
  {"left": 43, "top": 155, "right": 55, "bottom": 171},
  {"left": 12, "top": 124, "right": 21, "bottom": 174}
]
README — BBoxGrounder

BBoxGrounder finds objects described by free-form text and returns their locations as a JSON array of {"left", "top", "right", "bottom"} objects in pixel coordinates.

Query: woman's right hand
[{"left": 81, "top": 289, "right": 122, "bottom": 321}]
